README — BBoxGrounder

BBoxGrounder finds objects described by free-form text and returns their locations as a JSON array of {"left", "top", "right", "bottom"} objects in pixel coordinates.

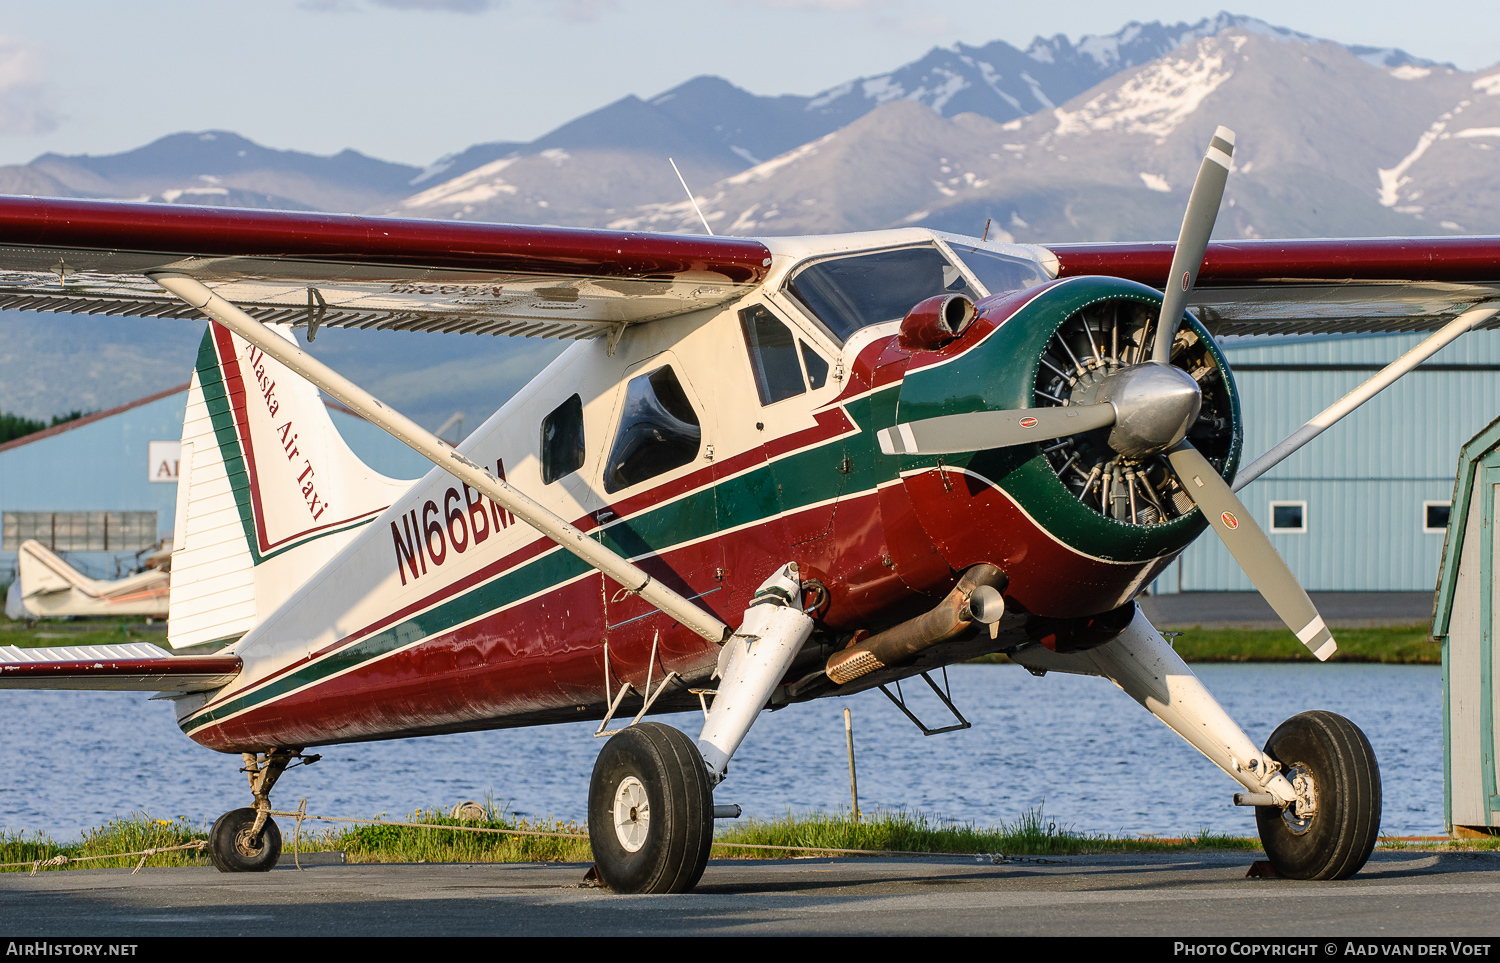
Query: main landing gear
[
  {"left": 1009, "top": 608, "right": 1382, "bottom": 880},
  {"left": 587, "top": 563, "right": 814, "bottom": 894},
  {"left": 209, "top": 748, "right": 318, "bottom": 873},
  {"left": 1255, "top": 710, "right": 1381, "bottom": 880}
]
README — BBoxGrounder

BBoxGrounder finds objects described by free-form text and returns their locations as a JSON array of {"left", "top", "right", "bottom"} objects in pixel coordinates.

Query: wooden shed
[{"left": 1433, "top": 414, "right": 1500, "bottom": 835}]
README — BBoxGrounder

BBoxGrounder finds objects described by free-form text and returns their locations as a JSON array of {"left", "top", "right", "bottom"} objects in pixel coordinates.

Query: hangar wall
[{"left": 1152, "top": 328, "right": 1500, "bottom": 593}]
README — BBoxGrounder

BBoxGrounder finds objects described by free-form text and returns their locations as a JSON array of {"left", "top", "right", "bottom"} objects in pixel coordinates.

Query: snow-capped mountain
[{"left": 615, "top": 29, "right": 1493, "bottom": 242}]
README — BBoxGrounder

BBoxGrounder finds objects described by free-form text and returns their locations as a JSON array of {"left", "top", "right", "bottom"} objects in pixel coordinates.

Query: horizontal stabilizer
[{"left": 0, "top": 643, "right": 240, "bottom": 692}]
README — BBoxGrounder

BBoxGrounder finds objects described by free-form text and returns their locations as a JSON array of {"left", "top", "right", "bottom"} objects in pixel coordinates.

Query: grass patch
[
  {"left": 2, "top": 815, "right": 208, "bottom": 872},
  {"left": 1167, "top": 623, "right": 1437, "bottom": 664},
  {"left": 712, "top": 807, "right": 1260, "bottom": 857},
  {"left": 317, "top": 808, "right": 591, "bottom": 864},
  {"left": 969, "top": 624, "right": 1438, "bottom": 665},
  {"left": 1, "top": 614, "right": 164, "bottom": 647}
]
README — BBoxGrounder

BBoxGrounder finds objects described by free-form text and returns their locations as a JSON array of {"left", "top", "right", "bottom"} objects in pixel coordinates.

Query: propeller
[
  {"left": 1153, "top": 126, "right": 1235, "bottom": 364},
  {"left": 884, "top": 125, "right": 1338, "bottom": 661}
]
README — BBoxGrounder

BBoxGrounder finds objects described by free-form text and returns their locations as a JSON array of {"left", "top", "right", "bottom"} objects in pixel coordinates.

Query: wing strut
[
  {"left": 151, "top": 272, "right": 732, "bottom": 646},
  {"left": 1233, "top": 301, "right": 1500, "bottom": 492}
]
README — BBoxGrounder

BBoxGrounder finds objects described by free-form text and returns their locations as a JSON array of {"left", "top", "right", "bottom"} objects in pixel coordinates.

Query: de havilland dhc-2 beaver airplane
[{"left": 0, "top": 127, "right": 1495, "bottom": 890}]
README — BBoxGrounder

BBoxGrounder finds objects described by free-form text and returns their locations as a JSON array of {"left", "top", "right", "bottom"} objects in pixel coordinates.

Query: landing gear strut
[
  {"left": 1255, "top": 711, "right": 1382, "bottom": 880},
  {"left": 209, "top": 748, "right": 314, "bottom": 873}
]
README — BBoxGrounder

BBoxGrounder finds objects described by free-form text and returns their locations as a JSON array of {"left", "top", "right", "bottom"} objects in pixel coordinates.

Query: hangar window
[
  {"left": 1270, "top": 501, "right": 1306, "bottom": 533},
  {"left": 786, "top": 245, "right": 979, "bottom": 343},
  {"left": 541, "top": 394, "right": 585, "bottom": 485},
  {"left": 605, "top": 366, "right": 701, "bottom": 493},
  {"left": 2, "top": 511, "right": 158, "bottom": 552},
  {"left": 951, "top": 246, "right": 1050, "bottom": 297},
  {"left": 1425, "top": 501, "right": 1452, "bottom": 534}
]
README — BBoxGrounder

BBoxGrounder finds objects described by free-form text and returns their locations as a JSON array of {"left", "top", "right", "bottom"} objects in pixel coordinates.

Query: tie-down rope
[{"left": 4, "top": 801, "right": 1063, "bottom": 875}]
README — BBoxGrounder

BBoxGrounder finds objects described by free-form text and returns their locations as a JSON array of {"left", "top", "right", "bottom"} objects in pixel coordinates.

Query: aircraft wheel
[
  {"left": 587, "top": 722, "right": 714, "bottom": 894},
  {"left": 1255, "top": 710, "right": 1381, "bottom": 880},
  {"left": 208, "top": 807, "right": 282, "bottom": 873}
]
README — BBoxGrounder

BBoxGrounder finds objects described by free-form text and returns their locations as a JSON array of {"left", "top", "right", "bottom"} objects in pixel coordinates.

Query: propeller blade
[
  {"left": 878, "top": 403, "right": 1116, "bottom": 456},
  {"left": 1152, "top": 126, "right": 1235, "bottom": 365},
  {"left": 1164, "top": 442, "right": 1336, "bottom": 661}
]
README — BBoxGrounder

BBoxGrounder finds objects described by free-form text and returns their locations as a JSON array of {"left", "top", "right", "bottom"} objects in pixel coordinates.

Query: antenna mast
[{"left": 669, "top": 157, "right": 715, "bottom": 236}]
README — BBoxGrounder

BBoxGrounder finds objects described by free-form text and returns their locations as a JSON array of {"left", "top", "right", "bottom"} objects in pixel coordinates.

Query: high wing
[
  {"left": 1046, "top": 237, "right": 1500, "bottom": 336},
  {"left": 0, "top": 196, "right": 771, "bottom": 341}
]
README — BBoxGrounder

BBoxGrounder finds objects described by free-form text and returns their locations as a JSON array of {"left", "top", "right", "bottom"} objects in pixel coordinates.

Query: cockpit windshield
[
  {"left": 785, "top": 245, "right": 979, "bottom": 343},
  {"left": 950, "top": 246, "right": 1050, "bottom": 298}
]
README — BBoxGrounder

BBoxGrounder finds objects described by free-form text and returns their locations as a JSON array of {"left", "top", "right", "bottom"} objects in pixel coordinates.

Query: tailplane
[{"left": 168, "top": 322, "right": 415, "bottom": 649}]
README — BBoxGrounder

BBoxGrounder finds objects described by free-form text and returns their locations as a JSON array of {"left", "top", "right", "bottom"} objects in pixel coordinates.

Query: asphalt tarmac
[{"left": 2, "top": 851, "right": 1498, "bottom": 937}]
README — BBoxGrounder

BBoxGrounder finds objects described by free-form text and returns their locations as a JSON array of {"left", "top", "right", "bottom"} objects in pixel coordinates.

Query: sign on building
[{"left": 148, "top": 441, "right": 181, "bottom": 483}]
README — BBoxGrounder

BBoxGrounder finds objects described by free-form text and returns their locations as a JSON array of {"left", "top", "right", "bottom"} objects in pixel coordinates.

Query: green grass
[
  {"left": 1, "top": 614, "right": 166, "bottom": 647},
  {"left": 10, "top": 808, "right": 1494, "bottom": 872},
  {"left": 1, "top": 815, "right": 208, "bottom": 872},
  {"left": 1167, "top": 623, "right": 1437, "bottom": 664},
  {"left": 714, "top": 807, "right": 1260, "bottom": 857},
  {"left": 968, "top": 623, "right": 1439, "bottom": 665}
]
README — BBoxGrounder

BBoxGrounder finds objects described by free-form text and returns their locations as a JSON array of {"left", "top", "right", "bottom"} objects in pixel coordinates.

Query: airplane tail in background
[
  {"left": 4, "top": 539, "right": 170, "bottom": 621},
  {"left": 168, "top": 322, "right": 416, "bottom": 650}
]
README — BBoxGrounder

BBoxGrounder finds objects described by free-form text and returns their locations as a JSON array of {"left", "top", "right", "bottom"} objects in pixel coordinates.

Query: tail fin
[{"left": 168, "top": 322, "right": 415, "bottom": 649}]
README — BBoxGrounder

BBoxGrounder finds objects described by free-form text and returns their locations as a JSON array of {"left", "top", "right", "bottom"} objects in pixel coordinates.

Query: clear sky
[{"left": 0, "top": 1, "right": 1496, "bottom": 168}]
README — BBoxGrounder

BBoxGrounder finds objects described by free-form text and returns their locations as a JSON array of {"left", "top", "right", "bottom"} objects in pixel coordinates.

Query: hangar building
[{"left": 1152, "top": 328, "right": 1500, "bottom": 594}]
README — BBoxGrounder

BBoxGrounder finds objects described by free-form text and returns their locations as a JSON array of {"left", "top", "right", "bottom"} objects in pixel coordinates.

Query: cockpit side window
[
  {"left": 785, "top": 245, "right": 979, "bottom": 343},
  {"left": 952, "top": 247, "right": 1049, "bottom": 297},
  {"left": 739, "top": 304, "right": 806, "bottom": 406},
  {"left": 541, "top": 393, "right": 585, "bottom": 485},
  {"left": 604, "top": 366, "right": 702, "bottom": 494}
]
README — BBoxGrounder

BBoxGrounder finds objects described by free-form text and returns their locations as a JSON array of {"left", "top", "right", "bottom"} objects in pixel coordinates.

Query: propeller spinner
[{"left": 879, "top": 126, "right": 1337, "bottom": 661}]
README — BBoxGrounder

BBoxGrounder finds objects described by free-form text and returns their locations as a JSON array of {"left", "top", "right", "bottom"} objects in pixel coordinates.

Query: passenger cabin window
[
  {"left": 740, "top": 304, "right": 806, "bottom": 406},
  {"left": 541, "top": 394, "right": 585, "bottom": 484},
  {"left": 951, "top": 247, "right": 1049, "bottom": 297},
  {"left": 785, "top": 245, "right": 980, "bottom": 343},
  {"left": 605, "top": 366, "right": 702, "bottom": 493},
  {"left": 800, "top": 341, "right": 829, "bottom": 389}
]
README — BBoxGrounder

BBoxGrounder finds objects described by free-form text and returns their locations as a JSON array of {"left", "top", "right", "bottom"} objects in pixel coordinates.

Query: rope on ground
[
  {"left": 4, "top": 810, "right": 1063, "bottom": 874},
  {"left": 1, "top": 840, "right": 208, "bottom": 876},
  {"left": 263, "top": 809, "right": 1063, "bottom": 864}
]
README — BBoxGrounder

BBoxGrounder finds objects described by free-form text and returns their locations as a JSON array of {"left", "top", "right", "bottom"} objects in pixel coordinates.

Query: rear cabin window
[
  {"left": 541, "top": 394, "right": 585, "bottom": 484},
  {"left": 740, "top": 304, "right": 806, "bottom": 406},
  {"left": 951, "top": 247, "right": 1050, "bottom": 297},
  {"left": 605, "top": 366, "right": 702, "bottom": 493},
  {"left": 785, "top": 245, "right": 980, "bottom": 343}
]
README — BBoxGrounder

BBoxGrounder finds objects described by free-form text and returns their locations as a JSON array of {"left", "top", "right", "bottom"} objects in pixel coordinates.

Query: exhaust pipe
[{"left": 825, "top": 564, "right": 1006, "bottom": 685}]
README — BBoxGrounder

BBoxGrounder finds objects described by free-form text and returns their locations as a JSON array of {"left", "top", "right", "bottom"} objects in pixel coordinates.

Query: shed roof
[
  {"left": 0, "top": 383, "right": 189, "bottom": 455},
  {"left": 1431, "top": 414, "right": 1500, "bottom": 638}
]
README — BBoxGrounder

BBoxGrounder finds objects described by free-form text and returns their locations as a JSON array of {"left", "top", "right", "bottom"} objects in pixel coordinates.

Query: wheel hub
[
  {"left": 1281, "top": 762, "right": 1318, "bottom": 834},
  {"left": 613, "top": 775, "right": 651, "bottom": 853}
]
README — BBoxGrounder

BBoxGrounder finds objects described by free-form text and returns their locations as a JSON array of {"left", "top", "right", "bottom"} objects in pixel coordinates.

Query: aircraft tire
[
  {"left": 1255, "top": 710, "right": 1381, "bottom": 880},
  {"left": 587, "top": 722, "right": 714, "bottom": 894},
  {"left": 208, "top": 807, "right": 282, "bottom": 873}
]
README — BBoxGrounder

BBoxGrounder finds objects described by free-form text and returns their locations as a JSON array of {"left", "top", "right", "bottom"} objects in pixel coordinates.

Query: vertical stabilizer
[{"left": 168, "top": 323, "right": 415, "bottom": 649}]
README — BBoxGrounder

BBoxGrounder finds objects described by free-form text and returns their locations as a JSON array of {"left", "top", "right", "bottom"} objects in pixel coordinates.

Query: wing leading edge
[
  {"left": 0, "top": 196, "right": 772, "bottom": 340},
  {"left": 1047, "top": 237, "right": 1500, "bottom": 336}
]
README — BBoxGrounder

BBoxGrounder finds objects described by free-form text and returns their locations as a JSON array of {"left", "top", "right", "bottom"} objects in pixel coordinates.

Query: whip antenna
[{"left": 669, "top": 157, "right": 714, "bottom": 236}]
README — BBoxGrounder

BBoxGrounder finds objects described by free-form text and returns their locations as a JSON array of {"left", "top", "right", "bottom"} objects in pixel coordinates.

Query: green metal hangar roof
[
  {"left": 1152, "top": 329, "right": 1500, "bottom": 594},
  {"left": 0, "top": 385, "right": 428, "bottom": 582}
]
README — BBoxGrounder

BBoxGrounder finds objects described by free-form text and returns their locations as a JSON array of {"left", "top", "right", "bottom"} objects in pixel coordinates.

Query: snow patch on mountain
[{"left": 1053, "top": 38, "right": 1234, "bottom": 141}]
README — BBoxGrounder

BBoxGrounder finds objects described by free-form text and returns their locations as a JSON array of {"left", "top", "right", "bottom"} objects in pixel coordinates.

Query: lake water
[{"left": 0, "top": 663, "right": 1442, "bottom": 842}]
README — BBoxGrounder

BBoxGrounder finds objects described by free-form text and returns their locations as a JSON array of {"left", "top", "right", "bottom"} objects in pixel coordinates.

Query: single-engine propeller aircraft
[{"left": 2, "top": 127, "right": 1496, "bottom": 890}]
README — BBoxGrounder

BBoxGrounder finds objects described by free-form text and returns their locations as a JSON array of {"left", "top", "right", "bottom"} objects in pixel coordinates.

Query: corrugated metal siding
[{"left": 1153, "top": 329, "right": 1500, "bottom": 593}]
